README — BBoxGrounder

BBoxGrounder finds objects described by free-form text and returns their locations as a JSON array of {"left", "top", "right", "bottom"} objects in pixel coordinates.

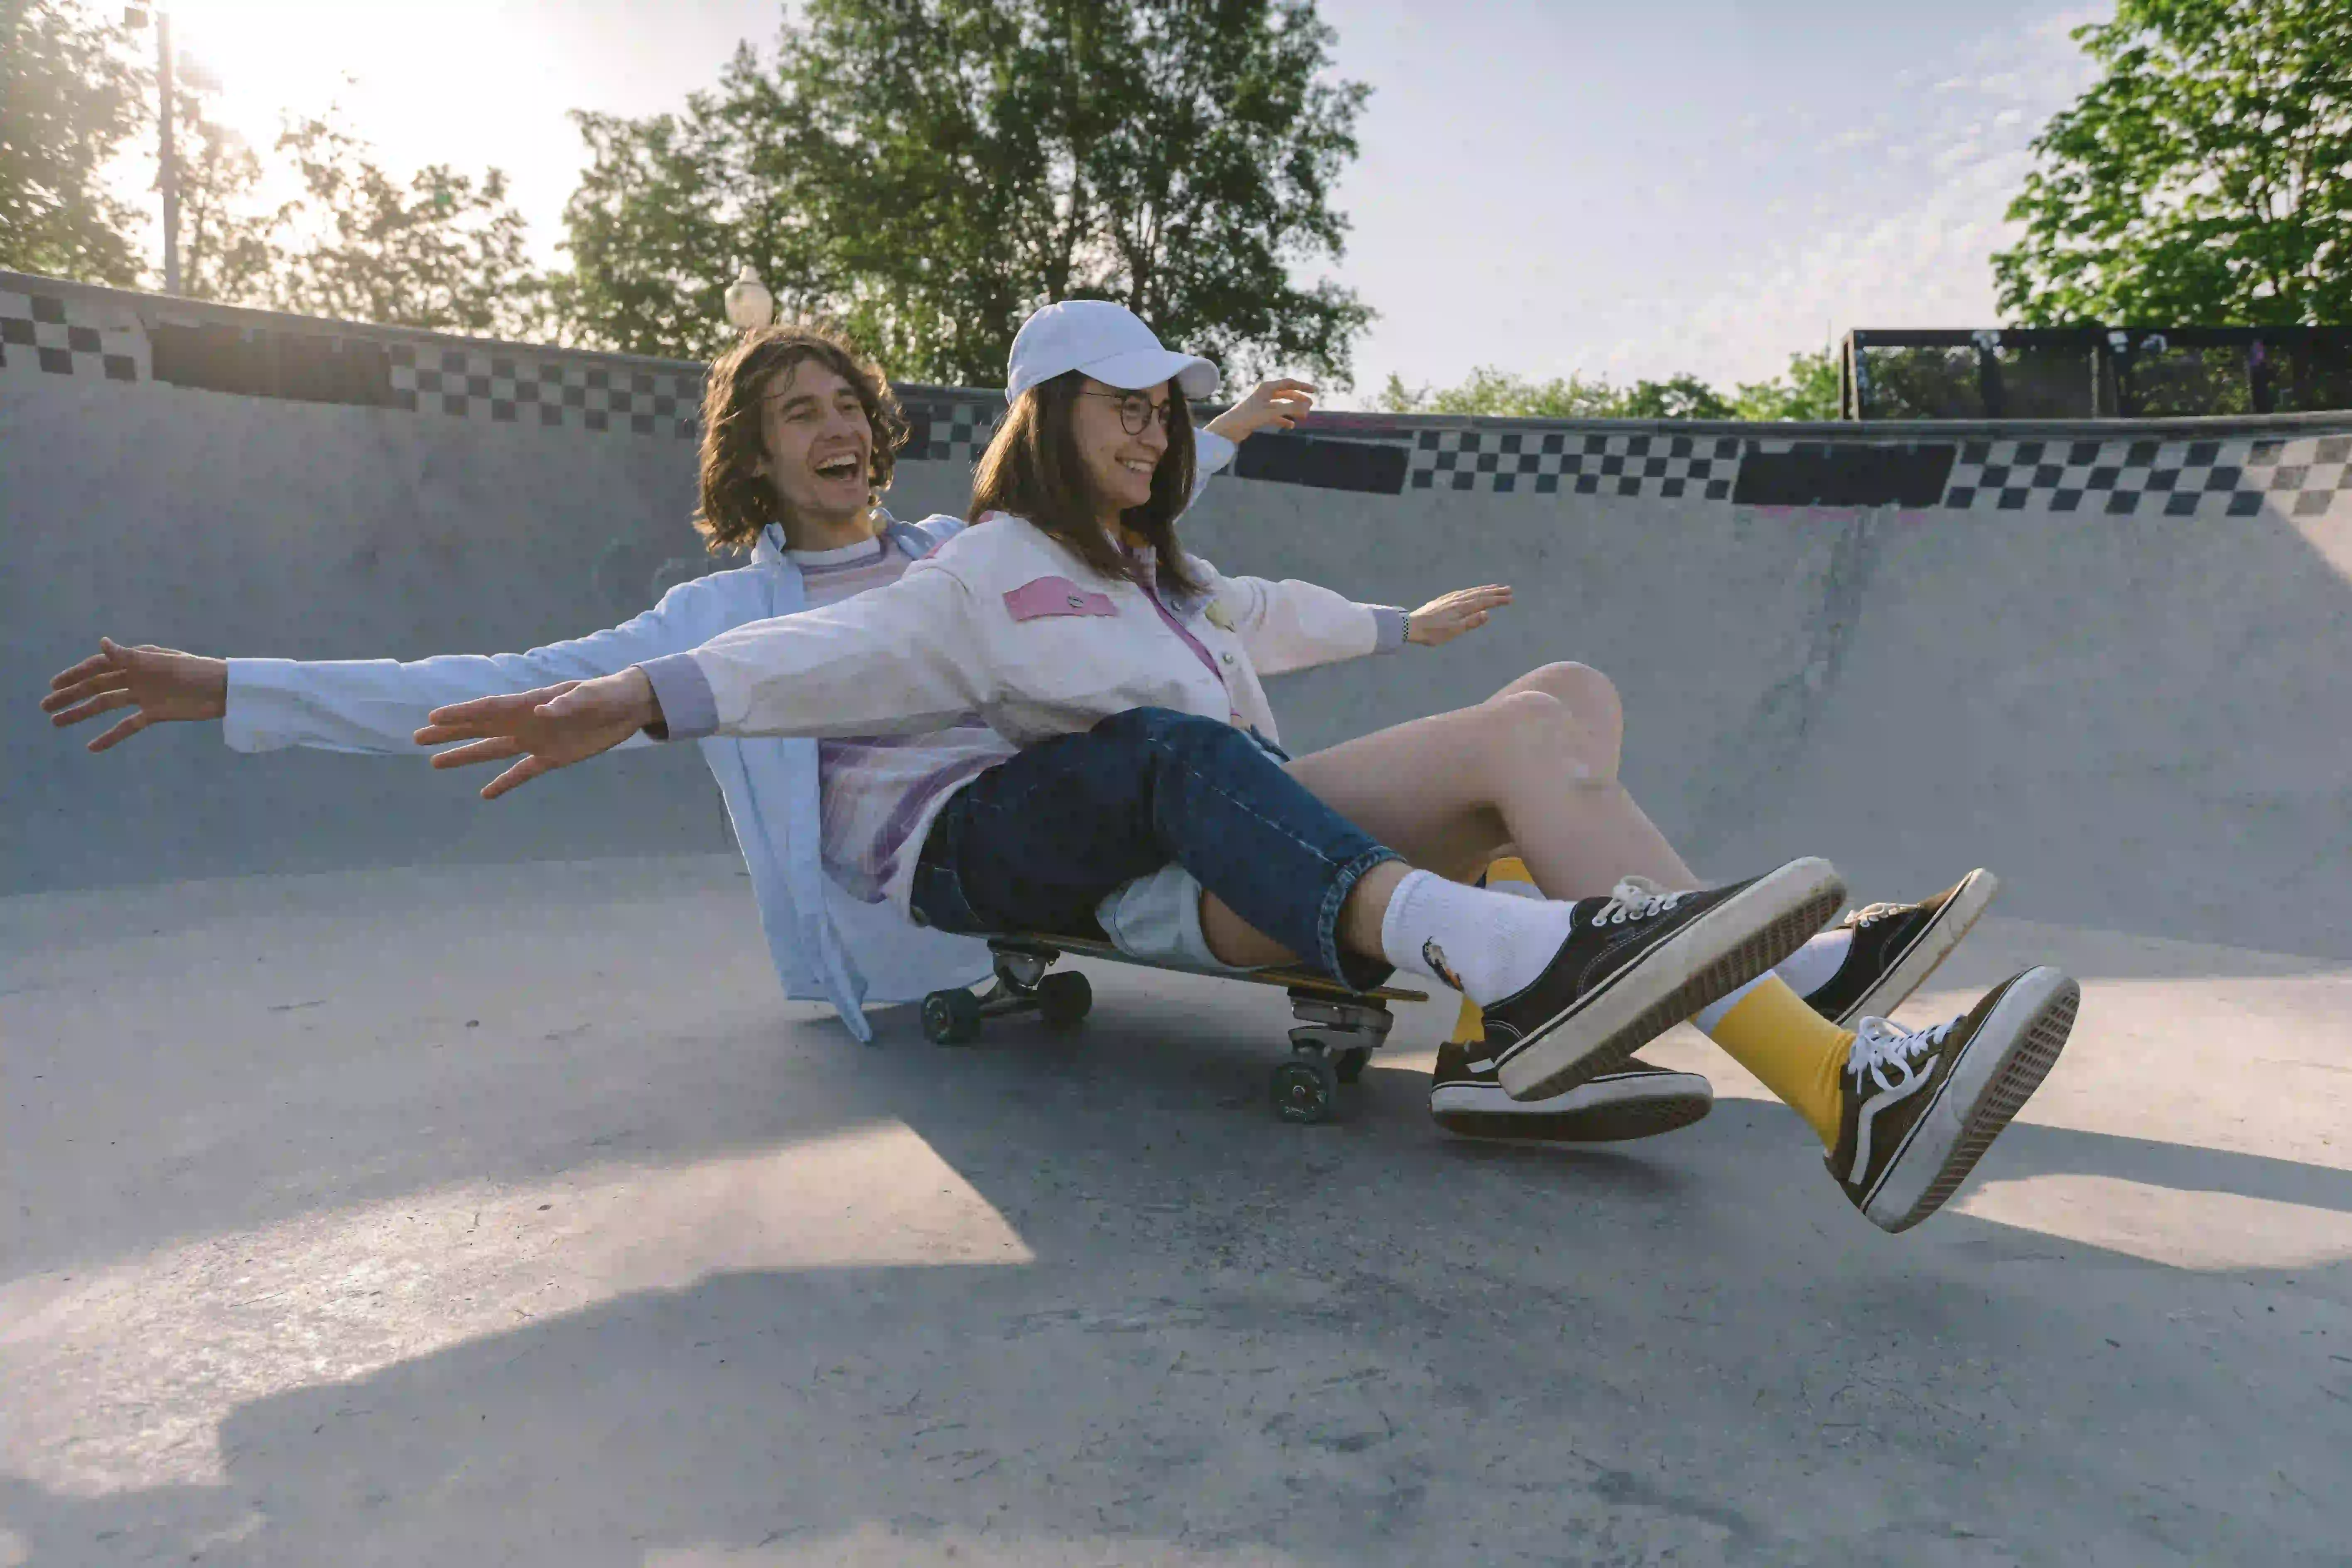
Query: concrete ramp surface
[{"left": 5, "top": 274, "right": 2350, "bottom": 1565}]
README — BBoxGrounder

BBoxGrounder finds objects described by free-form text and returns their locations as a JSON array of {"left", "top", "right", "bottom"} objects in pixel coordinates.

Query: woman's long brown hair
[{"left": 966, "top": 371, "right": 1204, "bottom": 598}]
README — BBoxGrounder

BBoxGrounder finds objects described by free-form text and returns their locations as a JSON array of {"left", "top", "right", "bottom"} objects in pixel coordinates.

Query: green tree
[
  {"left": 0, "top": 0, "right": 147, "bottom": 284},
  {"left": 1612, "top": 373, "right": 1735, "bottom": 420},
  {"left": 558, "top": 0, "right": 1373, "bottom": 383},
  {"left": 1377, "top": 367, "right": 1738, "bottom": 420},
  {"left": 165, "top": 106, "right": 548, "bottom": 337},
  {"left": 1731, "top": 349, "right": 1840, "bottom": 421},
  {"left": 1376, "top": 367, "right": 1621, "bottom": 417},
  {"left": 174, "top": 96, "right": 277, "bottom": 304},
  {"left": 1994, "top": 0, "right": 2352, "bottom": 326},
  {"left": 1380, "top": 351, "right": 1841, "bottom": 422},
  {"left": 264, "top": 113, "right": 547, "bottom": 338},
  {"left": 555, "top": 75, "right": 829, "bottom": 362}
]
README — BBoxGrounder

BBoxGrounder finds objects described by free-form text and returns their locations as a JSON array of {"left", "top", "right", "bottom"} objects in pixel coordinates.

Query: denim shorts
[{"left": 908, "top": 707, "right": 1397, "bottom": 988}]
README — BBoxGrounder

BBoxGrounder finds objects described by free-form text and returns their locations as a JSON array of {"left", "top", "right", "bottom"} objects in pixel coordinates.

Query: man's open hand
[
  {"left": 414, "top": 667, "right": 661, "bottom": 800},
  {"left": 42, "top": 638, "right": 228, "bottom": 752}
]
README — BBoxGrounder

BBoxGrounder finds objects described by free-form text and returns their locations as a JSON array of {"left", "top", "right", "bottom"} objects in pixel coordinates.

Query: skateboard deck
[{"left": 988, "top": 932, "right": 1427, "bottom": 1004}]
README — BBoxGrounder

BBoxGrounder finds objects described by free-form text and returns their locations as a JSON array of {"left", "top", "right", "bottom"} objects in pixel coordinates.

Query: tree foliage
[
  {"left": 557, "top": 0, "right": 1373, "bottom": 383},
  {"left": 162, "top": 106, "right": 549, "bottom": 336},
  {"left": 1377, "top": 351, "right": 1839, "bottom": 422},
  {"left": 173, "top": 94, "right": 276, "bottom": 304},
  {"left": 1376, "top": 368, "right": 1629, "bottom": 419},
  {"left": 0, "top": 2, "right": 545, "bottom": 335},
  {"left": 1994, "top": 0, "right": 2352, "bottom": 326},
  {"left": 554, "top": 77, "right": 825, "bottom": 362},
  {"left": 1729, "top": 350, "right": 1841, "bottom": 421},
  {"left": 0, "top": 0, "right": 147, "bottom": 284},
  {"left": 258, "top": 114, "right": 547, "bottom": 337}
]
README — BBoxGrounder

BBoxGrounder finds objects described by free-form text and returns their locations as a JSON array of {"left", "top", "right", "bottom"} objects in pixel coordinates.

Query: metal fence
[{"left": 1841, "top": 326, "right": 2352, "bottom": 421}]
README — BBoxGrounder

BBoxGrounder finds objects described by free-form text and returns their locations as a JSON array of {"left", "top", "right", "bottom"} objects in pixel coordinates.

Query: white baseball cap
[{"left": 1005, "top": 300, "right": 1221, "bottom": 405}]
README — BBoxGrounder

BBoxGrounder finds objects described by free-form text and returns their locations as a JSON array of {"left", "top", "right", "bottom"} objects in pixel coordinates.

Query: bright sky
[{"left": 136, "top": 0, "right": 2113, "bottom": 400}]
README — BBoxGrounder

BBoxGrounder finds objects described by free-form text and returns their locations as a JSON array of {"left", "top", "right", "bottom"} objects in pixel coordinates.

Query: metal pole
[{"left": 158, "top": 10, "right": 179, "bottom": 294}]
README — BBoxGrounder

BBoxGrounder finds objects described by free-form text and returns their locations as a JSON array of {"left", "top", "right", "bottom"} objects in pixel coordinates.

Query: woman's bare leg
[{"left": 1201, "top": 662, "right": 1701, "bottom": 966}]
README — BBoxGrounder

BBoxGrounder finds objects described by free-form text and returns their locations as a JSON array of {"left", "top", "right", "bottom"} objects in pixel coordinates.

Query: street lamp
[
  {"left": 723, "top": 266, "right": 775, "bottom": 333},
  {"left": 122, "top": 6, "right": 179, "bottom": 292},
  {"left": 123, "top": 5, "right": 218, "bottom": 295}
]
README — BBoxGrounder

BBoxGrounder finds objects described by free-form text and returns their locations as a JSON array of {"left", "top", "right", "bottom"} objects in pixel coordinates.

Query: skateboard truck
[
  {"left": 1273, "top": 991, "right": 1395, "bottom": 1125},
  {"left": 920, "top": 943, "right": 1093, "bottom": 1046},
  {"left": 919, "top": 935, "right": 1422, "bottom": 1127}
]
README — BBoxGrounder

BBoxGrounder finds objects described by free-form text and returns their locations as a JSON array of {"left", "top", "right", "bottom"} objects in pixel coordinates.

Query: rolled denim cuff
[
  {"left": 1370, "top": 606, "right": 1409, "bottom": 654},
  {"left": 636, "top": 653, "right": 718, "bottom": 741},
  {"left": 1317, "top": 844, "right": 1405, "bottom": 991}
]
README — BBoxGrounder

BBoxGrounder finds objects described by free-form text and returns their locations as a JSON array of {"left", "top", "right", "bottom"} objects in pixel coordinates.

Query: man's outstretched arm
[
  {"left": 418, "top": 560, "right": 994, "bottom": 799},
  {"left": 40, "top": 584, "right": 725, "bottom": 756}
]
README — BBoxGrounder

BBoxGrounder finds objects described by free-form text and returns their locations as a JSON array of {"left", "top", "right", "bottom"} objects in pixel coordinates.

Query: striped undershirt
[{"left": 791, "top": 535, "right": 1017, "bottom": 909}]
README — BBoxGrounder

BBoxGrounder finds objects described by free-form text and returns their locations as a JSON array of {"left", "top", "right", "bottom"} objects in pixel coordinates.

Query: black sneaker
[
  {"left": 1829, "top": 966, "right": 2079, "bottom": 1233},
  {"left": 1484, "top": 856, "right": 1848, "bottom": 1102},
  {"left": 1431, "top": 1040, "right": 1712, "bottom": 1142},
  {"left": 1806, "top": 869, "right": 2000, "bottom": 1027}
]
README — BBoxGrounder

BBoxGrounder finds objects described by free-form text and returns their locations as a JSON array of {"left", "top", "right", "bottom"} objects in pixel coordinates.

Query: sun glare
[{"left": 162, "top": 0, "right": 521, "bottom": 152}]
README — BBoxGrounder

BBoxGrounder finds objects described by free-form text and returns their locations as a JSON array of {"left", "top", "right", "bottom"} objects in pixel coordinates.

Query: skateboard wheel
[
  {"left": 1269, "top": 1055, "right": 1339, "bottom": 1125},
  {"left": 1036, "top": 970, "right": 1092, "bottom": 1030},
  {"left": 922, "top": 988, "right": 983, "bottom": 1046},
  {"left": 1333, "top": 1047, "right": 1370, "bottom": 1084}
]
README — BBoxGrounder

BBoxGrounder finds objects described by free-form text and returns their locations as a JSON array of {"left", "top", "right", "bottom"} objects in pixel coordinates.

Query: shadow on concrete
[{"left": 8, "top": 979, "right": 2351, "bottom": 1565}]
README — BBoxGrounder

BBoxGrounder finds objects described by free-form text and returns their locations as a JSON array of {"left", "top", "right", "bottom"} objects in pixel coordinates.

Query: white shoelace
[
  {"left": 1845, "top": 1014, "right": 1951, "bottom": 1089},
  {"left": 1847, "top": 900, "right": 1908, "bottom": 928},
  {"left": 1592, "top": 875, "right": 1686, "bottom": 926},
  {"left": 1839, "top": 1015, "right": 1954, "bottom": 1182}
]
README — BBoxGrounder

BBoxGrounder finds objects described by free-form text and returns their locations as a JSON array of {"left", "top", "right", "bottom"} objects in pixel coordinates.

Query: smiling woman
[{"left": 967, "top": 369, "right": 1203, "bottom": 597}]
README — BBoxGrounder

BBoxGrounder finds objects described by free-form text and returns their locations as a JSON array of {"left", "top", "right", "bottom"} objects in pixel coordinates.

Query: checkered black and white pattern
[
  {"left": 11, "top": 273, "right": 2350, "bottom": 511},
  {"left": 1408, "top": 429, "right": 1740, "bottom": 498},
  {"left": 388, "top": 345, "right": 704, "bottom": 439},
  {"left": 902, "top": 397, "right": 999, "bottom": 464},
  {"left": 1943, "top": 434, "right": 2352, "bottom": 518},
  {"left": 0, "top": 288, "right": 144, "bottom": 383}
]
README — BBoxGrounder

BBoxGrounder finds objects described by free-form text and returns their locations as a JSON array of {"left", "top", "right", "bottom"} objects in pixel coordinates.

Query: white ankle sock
[
  {"left": 1378, "top": 869, "right": 1578, "bottom": 1005},
  {"left": 1774, "top": 928, "right": 1853, "bottom": 1000},
  {"left": 1690, "top": 974, "right": 1766, "bottom": 1033},
  {"left": 1689, "top": 930, "right": 1855, "bottom": 1031}
]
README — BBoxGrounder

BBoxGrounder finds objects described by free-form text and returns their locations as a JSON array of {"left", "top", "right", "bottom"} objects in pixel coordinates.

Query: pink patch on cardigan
[{"left": 1003, "top": 577, "right": 1117, "bottom": 621}]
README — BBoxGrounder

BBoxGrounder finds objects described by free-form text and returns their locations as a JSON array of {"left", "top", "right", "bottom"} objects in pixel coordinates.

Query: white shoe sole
[
  {"left": 1861, "top": 965, "right": 2079, "bottom": 1234},
  {"left": 1431, "top": 1068, "right": 1714, "bottom": 1143},
  {"left": 1829, "top": 867, "right": 2001, "bottom": 1027},
  {"left": 1496, "top": 856, "right": 1848, "bottom": 1102}
]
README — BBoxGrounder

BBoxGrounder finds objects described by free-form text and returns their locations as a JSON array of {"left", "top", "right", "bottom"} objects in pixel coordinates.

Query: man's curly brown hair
[{"left": 692, "top": 323, "right": 910, "bottom": 555}]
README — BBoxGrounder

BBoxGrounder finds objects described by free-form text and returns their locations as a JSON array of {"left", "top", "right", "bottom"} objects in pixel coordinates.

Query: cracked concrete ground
[{"left": 7, "top": 854, "right": 2348, "bottom": 1566}]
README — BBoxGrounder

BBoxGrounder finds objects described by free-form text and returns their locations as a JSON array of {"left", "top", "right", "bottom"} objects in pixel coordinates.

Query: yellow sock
[{"left": 1702, "top": 975, "right": 1852, "bottom": 1148}]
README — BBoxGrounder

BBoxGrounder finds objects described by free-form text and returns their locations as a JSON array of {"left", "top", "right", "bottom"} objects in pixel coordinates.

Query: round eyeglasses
[{"left": 1080, "top": 390, "right": 1176, "bottom": 435}]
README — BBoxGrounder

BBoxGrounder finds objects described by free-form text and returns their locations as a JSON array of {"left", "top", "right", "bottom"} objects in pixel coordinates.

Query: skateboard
[{"left": 920, "top": 933, "right": 1427, "bottom": 1127}]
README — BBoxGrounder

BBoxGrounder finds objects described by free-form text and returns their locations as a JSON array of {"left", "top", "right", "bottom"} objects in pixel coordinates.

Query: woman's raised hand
[
  {"left": 1405, "top": 584, "right": 1512, "bottom": 647},
  {"left": 413, "top": 668, "right": 661, "bottom": 800},
  {"left": 1204, "top": 378, "right": 1318, "bottom": 443},
  {"left": 43, "top": 638, "right": 229, "bottom": 752}
]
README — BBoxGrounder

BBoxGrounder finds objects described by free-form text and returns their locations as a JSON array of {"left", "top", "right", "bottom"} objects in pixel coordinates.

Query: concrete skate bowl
[
  {"left": 5, "top": 270, "right": 2350, "bottom": 962},
  {"left": 12, "top": 275, "right": 2352, "bottom": 1567}
]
